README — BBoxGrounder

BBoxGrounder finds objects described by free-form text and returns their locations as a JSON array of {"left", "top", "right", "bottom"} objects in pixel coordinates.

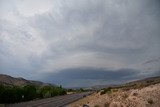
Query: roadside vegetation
[
  {"left": 100, "top": 87, "right": 112, "bottom": 95},
  {"left": 66, "top": 88, "right": 90, "bottom": 93},
  {"left": 0, "top": 85, "right": 66, "bottom": 104}
]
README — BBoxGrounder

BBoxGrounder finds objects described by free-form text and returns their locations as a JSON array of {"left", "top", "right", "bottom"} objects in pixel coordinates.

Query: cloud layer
[{"left": 0, "top": 0, "right": 160, "bottom": 87}]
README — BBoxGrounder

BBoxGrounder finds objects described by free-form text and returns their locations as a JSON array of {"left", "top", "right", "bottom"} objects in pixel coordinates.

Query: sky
[{"left": 0, "top": 0, "right": 160, "bottom": 87}]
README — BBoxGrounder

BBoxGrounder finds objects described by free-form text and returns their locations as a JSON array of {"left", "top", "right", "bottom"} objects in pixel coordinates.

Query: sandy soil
[{"left": 67, "top": 83, "right": 160, "bottom": 107}]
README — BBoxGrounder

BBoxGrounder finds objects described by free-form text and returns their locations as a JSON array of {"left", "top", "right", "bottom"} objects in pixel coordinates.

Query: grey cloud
[
  {"left": 28, "top": 0, "right": 160, "bottom": 71},
  {"left": 0, "top": 0, "right": 160, "bottom": 86},
  {"left": 42, "top": 67, "right": 160, "bottom": 87},
  {"left": 42, "top": 68, "right": 142, "bottom": 87},
  {"left": 143, "top": 57, "right": 160, "bottom": 65}
]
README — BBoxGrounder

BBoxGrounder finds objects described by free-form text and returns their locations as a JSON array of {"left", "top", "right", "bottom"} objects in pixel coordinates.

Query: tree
[{"left": 23, "top": 85, "right": 36, "bottom": 101}]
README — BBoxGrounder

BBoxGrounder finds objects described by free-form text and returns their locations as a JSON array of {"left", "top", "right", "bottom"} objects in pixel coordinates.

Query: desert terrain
[{"left": 67, "top": 83, "right": 160, "bottom": 107}]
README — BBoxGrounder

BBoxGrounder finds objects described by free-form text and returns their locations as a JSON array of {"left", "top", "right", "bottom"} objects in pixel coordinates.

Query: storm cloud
[
  {"left": 0, "top": 0, "right": 160, "bottom": 87},
  {"left": 42, "top": 68, "right": 142, "bottom": 87}
]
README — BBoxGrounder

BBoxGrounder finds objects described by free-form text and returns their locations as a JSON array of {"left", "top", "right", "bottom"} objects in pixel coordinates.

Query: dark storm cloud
[
  {"left": 57, "top": 68, "right": 138, "bottom": 80},
  {"left": 42, "top": 68, "right": 141, "bottom": 87},
  {"left": 0, "top": 0, "right": 160, "bottom": 86}
]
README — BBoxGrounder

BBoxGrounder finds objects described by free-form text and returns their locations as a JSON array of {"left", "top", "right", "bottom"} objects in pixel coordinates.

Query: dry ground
[{"left": 67, "top": 83, "right": 160, "bottom": 107}]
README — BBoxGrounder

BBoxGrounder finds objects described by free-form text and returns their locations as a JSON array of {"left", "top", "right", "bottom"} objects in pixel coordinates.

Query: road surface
[{"left": 6, "top": 92, "right": 92, "bottom": 107}]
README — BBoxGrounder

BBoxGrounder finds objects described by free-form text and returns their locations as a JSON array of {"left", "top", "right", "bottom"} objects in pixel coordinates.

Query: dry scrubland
[{"left": 67, "top": 83, "right": 160, "bottom": 107}]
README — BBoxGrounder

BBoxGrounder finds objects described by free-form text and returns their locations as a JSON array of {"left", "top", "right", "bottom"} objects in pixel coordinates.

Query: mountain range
[{"left": 0, "top": 74, "right": 53, "bottom": 87}]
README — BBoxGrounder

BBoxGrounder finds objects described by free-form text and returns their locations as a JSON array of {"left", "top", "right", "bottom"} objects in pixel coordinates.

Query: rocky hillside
[
  {"left": 68, "top": 76, "right": 160, "bottom": 107},
  {"left": 68, "top": 83, "right": 160, "bottom": 107},
  {"left": 0, "top": 74, "right": 52, "bottom": 86}
]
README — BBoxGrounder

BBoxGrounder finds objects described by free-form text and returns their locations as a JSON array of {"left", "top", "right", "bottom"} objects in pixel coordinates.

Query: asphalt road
[{"left": 5, "top": 92, "right": 93, "bottom": 107}]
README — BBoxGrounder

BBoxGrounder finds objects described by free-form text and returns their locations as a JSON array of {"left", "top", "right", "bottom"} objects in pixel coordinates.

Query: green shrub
[
  {"left": 43, "top": 91, "right": 51, "bottom": 98},
  {"left": 23, "top": 85, "right": 37, "bottom": 100}
]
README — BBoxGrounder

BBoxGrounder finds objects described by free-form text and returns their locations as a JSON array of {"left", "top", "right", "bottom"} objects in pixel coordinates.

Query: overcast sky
[{"left": 0, "top": 0, "right": 160, "bottom": 87}]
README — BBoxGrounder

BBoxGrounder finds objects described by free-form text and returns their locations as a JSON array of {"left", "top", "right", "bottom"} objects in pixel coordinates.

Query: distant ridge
[
  {"left": 0, "top": 74, "right": 54, "bottom": 87},
  {"left": 124, "top": 76, "right": 160, "bottom": 87},
  {"left": 91, "top": 76, "right": 160, "bottom": 90}
]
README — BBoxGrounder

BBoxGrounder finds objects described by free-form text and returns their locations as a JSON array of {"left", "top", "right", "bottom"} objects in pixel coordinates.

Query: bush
[
  {"left": 111, "top": 89, "right": 118, "bottom": 92},
  {"left": 100, "top": 90, "right": 106, "bottom": 95},
  {"left": 23, "top": 85, "right": 37, "bottom": 100},
  {"left": 0, "top": 85, "right": 25, "bottom": 103},
  {"left": 122, "top": 93, "right": 128, "bottom": 99},
  {"left": 132, "top": 92, "right": 138, "bottom": 96},
  {"left": 43, "top": 91, "right": 51, "bottom": 98},
  {"left": 39, "top": 86, "right": 66, "bottom": 98},
  {"left": 100, "top": 87, "right": 112, "bottom": 95},
  {"left": 147, "top": 99, "right": 154, "bottom": 104},
  {"left": 104, "top": 102, "right": 110, "bottom": 107}
]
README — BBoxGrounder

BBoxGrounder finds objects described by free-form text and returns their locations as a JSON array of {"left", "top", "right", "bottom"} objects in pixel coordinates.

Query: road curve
[{"left": 6, "top": 92, "right": 93, "bottom": 107}]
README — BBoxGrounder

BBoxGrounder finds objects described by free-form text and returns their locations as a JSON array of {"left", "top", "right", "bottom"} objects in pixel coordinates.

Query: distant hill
[
  {"left": 0, "top": 74, "right": 54, "bottom": 87},
  {"left": 91, "top": 84, "right": 118, "bottom": 90},
  {"left": 91, "top": 76, "right": 160, "bottom": 90},
  {"left": 123, "top": 76, "right": 160, "bottom": 88}
]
